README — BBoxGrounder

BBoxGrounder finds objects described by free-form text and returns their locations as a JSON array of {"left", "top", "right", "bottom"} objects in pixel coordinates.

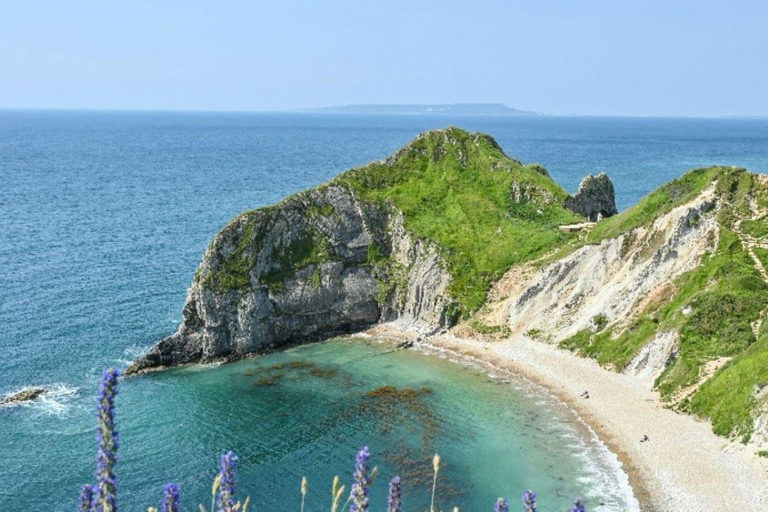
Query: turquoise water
[{"left": 2, "top": 111, "right": 768, "bottom": 509}]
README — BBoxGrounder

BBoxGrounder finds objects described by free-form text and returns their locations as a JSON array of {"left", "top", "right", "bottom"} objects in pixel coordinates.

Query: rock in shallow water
[{"left": 1, "top": 387, "right": 47, "bottom": 405}]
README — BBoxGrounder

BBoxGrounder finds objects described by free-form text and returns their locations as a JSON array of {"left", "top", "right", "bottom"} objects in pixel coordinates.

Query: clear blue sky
[{"left": 2, "top": 0, "right": 767, "bottom": 116}]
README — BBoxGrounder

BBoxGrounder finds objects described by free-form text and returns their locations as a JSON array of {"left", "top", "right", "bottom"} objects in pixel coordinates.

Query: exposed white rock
[
  {"left": 505, "top": 186, "right": 719, "bottom": 349},
  {"left": 623, "top": 331, "right": 679, "bottom": 388},
  {"left": 387, "top": 212, "right": 452, "bottom": 333}
]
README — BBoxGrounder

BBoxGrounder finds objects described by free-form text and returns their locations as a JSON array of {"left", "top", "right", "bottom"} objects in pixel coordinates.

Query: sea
[{"left": 2, "top": 111, "right": 768, "bottom": 511}]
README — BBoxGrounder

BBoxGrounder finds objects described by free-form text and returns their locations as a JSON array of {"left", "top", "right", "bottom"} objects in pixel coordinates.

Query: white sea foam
[
  {"left": 37, "top": 384, "right": 80, "bottom": 415},
  {"left": 117, "top": 343, "right": 157, "bottom": 367},
  {"left": 1, "top": 383, "right": 80, "bottom": 416}
]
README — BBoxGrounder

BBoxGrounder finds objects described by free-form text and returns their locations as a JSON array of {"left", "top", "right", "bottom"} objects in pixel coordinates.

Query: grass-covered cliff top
[
  {"left": 335, "top": 127, "right": 581, "bottom": 315},
  {"left": 201, "top": 127, "right": 582, "bottom": 317}
]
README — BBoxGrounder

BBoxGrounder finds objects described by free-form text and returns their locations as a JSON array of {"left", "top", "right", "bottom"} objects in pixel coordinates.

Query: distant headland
[{"left": 298, "top": 103, "right": 540, "bottom": 116}]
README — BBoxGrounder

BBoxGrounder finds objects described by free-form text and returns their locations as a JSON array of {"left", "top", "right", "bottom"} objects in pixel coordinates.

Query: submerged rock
[
  {"left": 564, "top": 173, "right": 618, "bottom": 221},
  {"left": 1, "top": 387, "right": 47, "bottom": 405}
]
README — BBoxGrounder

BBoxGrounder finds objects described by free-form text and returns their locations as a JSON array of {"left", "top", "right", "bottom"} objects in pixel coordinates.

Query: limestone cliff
[
  {"left": 127, "top": 184, "right": 451, "bottom": 372},
  {"left": 127, "top": 128, "right": 582, "bottom": 373}
]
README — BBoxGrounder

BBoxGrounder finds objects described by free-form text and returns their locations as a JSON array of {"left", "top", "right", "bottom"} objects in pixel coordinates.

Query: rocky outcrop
[
  {"left": 126, "top": 184, "right": 452, "bottom": 374},
  {"left": 385, "top": 212, "right": 452, "bottom": 332},
  {"left": 1, "top": 387, "right": 47, "bottom": 405},
  {"left": 565, "top": 173, "right": 618, "bottom": 221}
]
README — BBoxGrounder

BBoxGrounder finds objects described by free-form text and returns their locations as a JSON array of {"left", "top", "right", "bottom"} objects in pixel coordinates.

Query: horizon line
[{"left": 1, "top": 106, "right": 767, "bottom": 120}]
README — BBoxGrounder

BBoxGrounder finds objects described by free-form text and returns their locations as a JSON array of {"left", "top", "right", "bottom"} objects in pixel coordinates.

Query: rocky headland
[{"left": 128, "top": 128, "right": 584, "bottom": 373}]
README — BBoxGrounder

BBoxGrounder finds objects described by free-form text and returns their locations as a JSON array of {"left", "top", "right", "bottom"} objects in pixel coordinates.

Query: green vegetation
[
  {"left": 200, "top": 212, "right": 266, "bottom": 293},
  {"left": 306, "top": 202, "right": 337, "bottom": 219},
  {"left": 470, "top": 320, "right": 511, "bottom": 337},
  {"left": 261, "top": 230, "right": 336, "bottom": 292},
  {"left": 741, "top": 218, "right": 768, "bottom": 239},
  {"left": 754, "top": 247, "right": 768, "bottom": 270},
  {"left": 561, "top": 316, "right": 659, "bottom": 371},
  {"left": 338, "top": 127, "right": 581, "bottom": 316},
  {"left": 687, "top": 334, "right": 768, "bottom": 438}
]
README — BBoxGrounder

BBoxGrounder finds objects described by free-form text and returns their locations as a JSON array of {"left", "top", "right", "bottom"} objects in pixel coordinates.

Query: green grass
[
  {"left": 338, "top": 127, "right": 581, "bottom": 316},
  {"left": 561, "top": 317, "right": 659, "bottom": 370},
  {"left": 755, "top": 247, "right": 768, "bottom": 271},
  {"left": 741, "top": 218, "right": 768, "bottom": 239},
  {"left": 686, "top": 334, "right": 768, "bottom": 437},
  {"left": 470, "top": 320, "right": 512, "bottom": 337}
]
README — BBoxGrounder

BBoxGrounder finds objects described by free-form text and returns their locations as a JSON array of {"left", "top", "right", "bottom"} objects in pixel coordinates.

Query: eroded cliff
[{"left": 127, "top": 128, "right": 589, "bottom": 373}]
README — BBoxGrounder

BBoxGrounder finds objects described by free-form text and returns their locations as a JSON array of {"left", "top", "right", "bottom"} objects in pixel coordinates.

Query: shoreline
[{"left": 365, "top": 324, "right": 768, "bottom": 511}]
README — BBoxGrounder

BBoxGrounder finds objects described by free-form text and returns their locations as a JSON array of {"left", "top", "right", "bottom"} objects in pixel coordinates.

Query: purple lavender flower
[
  {"left": 162, "top": 483, "right": 180, "bottom": 512},
  {"left": 350, "top": 446, "right": 371, "bottom": 512},
  {"left": 96, "top": 368, "right": 120, "bottom": 511},
  {"left": 387, "top": 476, "right": 401, "bottom": 512},
  {"left": 79, "top": 484, "right": 97, "bottom": 511},
  {"left": 494, "top": 497, "right": 509, "bottom": 512},
  {"left": 217, "top": 451, "right": 238, "bottom": 511},
  {"left": 571, "top": 497, "right": 585, "bottom": 512},
  {"left": 522, "top": 490, "right": 537, "bottom": 511}
]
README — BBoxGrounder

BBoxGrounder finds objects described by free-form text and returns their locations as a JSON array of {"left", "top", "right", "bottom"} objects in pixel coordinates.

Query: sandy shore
[{"left": 367, "top": 325, "right": 768, "bottom": 511}]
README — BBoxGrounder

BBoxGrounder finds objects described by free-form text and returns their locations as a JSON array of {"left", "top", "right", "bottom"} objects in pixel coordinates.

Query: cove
[{"left": 1, "top": 336, "right": 636, "bottom": 510}]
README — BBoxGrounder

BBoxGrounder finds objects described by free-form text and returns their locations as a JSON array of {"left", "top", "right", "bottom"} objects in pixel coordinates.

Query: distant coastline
[{"left": 297, "top": 103, "right": 540, "bottom": 116}]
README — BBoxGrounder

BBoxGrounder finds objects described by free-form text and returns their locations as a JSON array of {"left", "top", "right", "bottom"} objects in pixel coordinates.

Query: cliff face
[
  {"left": 507, "top": 186, "right": 718, "bottom": 344},
  {"left": 128, "top": 185, "right": 451, "bottom": 372}
]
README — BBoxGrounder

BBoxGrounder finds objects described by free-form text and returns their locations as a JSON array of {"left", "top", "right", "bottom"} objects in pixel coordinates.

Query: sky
[{"left": 1, "top": 0, "right": 767, "bottom": 116}]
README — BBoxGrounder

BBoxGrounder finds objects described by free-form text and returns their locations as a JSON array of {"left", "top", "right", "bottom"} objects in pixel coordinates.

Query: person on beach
[
  {"left": 640, "top": 434, "right": 649, "bottom": 442},
  {"left": 580, "top": 390, "right": 589, "bottom": 399}
]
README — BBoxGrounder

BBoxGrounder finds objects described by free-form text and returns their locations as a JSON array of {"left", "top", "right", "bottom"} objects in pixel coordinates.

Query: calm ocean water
[{"left": 2, "top": 111, "right": 768, "bottom": 510}]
